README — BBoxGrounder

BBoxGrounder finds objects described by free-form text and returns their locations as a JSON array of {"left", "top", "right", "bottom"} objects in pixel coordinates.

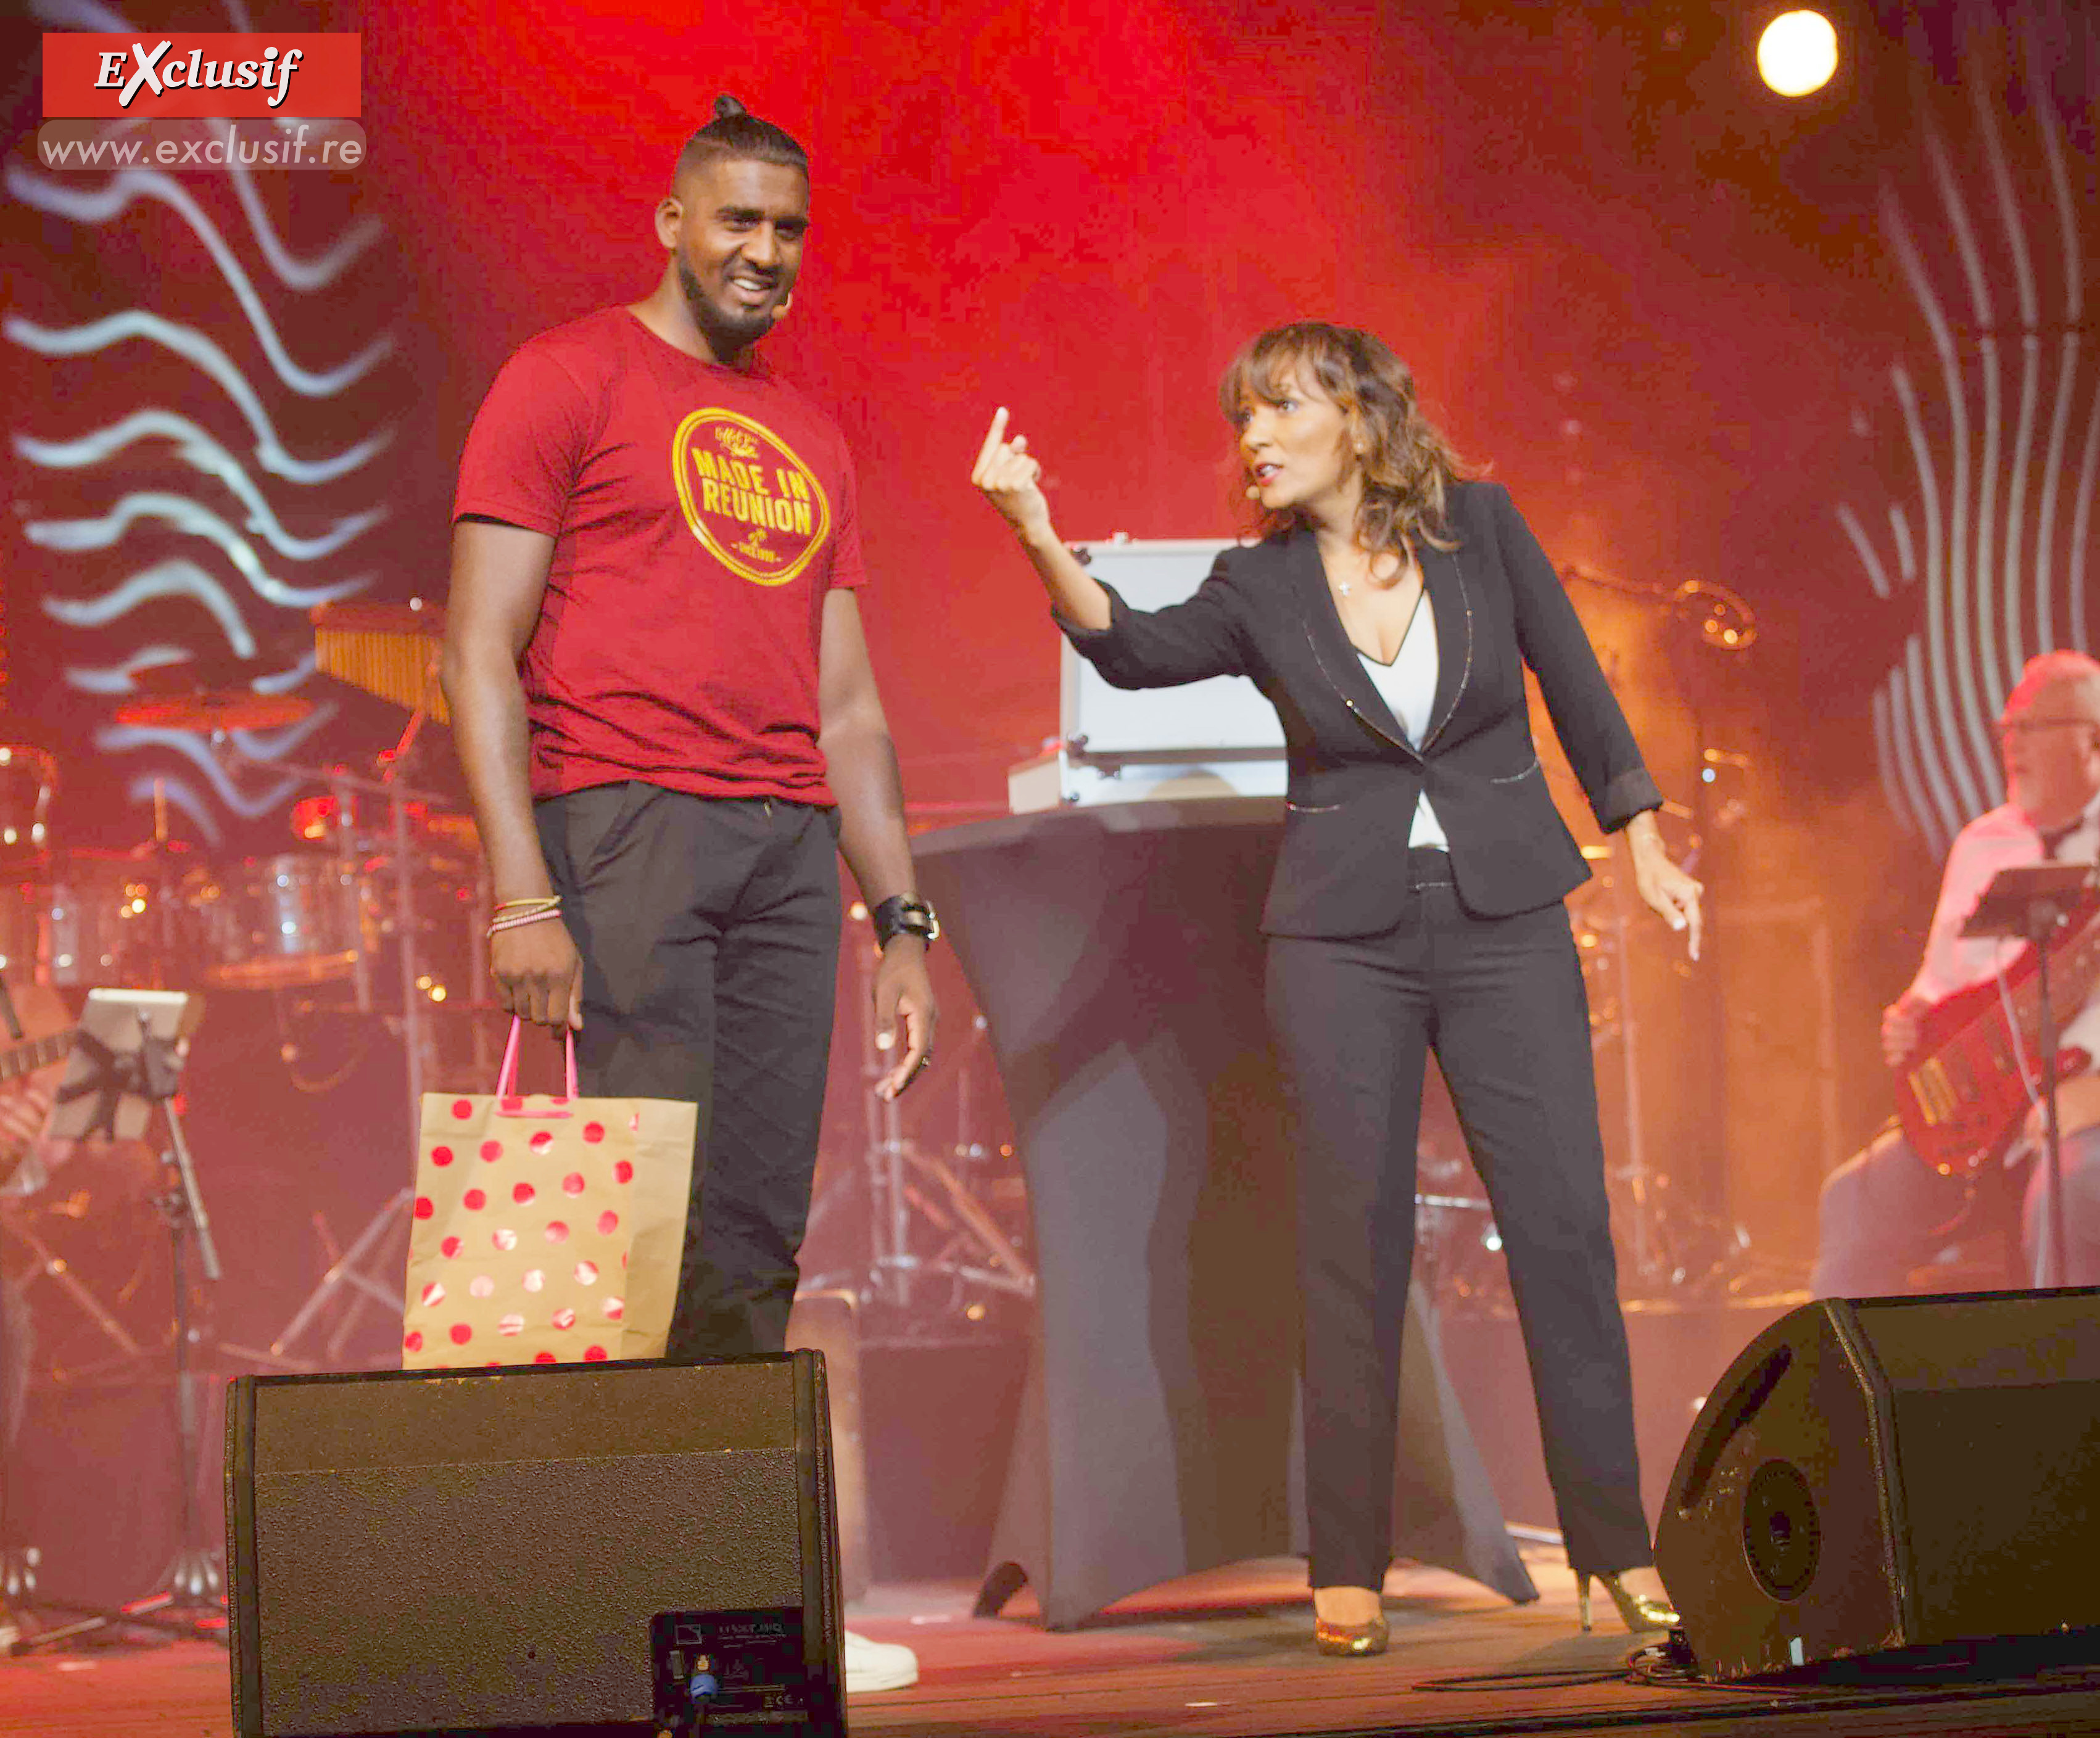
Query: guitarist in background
[
  {"left": 0, "top": 1084, "right": 58, "bottom": 1189},
  {"left": 1813, "top": 651, "right": 2100, "bottom": 1294},
  {"left": 0, "top": 973, "right": 72, "bottom": 1197},
  {"left": 0, "top": 969, "right": 71, "bottom": 1649}
]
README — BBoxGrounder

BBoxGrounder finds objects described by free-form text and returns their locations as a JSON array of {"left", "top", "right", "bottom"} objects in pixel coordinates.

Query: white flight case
[{"left": 1006, "top": 537, "right": 1286, "bottom": 813}]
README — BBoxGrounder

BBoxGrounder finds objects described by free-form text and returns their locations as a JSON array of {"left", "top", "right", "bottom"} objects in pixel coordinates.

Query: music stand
[
  {"left": 19, "top": 989, "right": 223, "bottom": 1652},
  {"left": 1961, "top": 863, "right": 2096, "bottom": 1288}
]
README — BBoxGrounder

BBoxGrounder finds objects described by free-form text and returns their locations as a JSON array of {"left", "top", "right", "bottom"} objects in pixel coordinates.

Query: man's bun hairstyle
[{"left": 676, "top": 94, "right": 809, "bottom": 183}]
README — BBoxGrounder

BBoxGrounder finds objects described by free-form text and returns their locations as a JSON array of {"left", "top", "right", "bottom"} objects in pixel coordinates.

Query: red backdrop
[{"left": 352, "top": 0, "right": 1905, "bottom": 808}]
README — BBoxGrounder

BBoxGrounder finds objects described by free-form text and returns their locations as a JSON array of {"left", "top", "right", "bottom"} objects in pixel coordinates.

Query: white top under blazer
[{"left": 1356, "top": 595, "right": 1448, "bottom": 850}]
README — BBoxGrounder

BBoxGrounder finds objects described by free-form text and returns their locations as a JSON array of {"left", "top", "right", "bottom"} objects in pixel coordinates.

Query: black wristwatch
[{"left": 870, "top": 896, "right": 940, "bottom": 949}]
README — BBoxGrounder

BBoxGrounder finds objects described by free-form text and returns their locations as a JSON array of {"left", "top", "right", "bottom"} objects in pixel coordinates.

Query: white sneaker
[{"left": 841, "top": 1627, "right": 917, "bottom": 1694}]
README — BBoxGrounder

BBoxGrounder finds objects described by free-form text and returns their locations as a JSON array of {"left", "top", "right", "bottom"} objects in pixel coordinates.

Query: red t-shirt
[{"left": 453, "top": 307, "right": 867, "bottom": 803}]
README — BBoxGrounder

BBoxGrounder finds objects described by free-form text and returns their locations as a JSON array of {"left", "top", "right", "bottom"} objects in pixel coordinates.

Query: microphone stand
[
  {"left": 0, "top": 976, "right": 33, "bottom": 1647},
  {"left": 1959, "top": 863, "right": 2094, "bottom": 1288},
  {"left": 2032, "top": 899, "right": 2072, "bottom": 1288},
  {"left": 21, "top": 1002, "right": 224, "bottom": 1651}
]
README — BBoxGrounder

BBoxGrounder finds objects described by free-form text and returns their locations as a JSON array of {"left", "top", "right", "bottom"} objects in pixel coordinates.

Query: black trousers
[
  {"left": 1267, "top": 849, "right": 1649, "bottom": 1588},
  {"left": 535, "top": 785, "right": 841, "bottom": 1360}
]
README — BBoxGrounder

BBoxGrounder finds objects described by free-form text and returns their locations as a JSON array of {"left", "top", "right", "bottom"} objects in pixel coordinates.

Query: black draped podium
[{"left": 913, "top": 799, "right": 1537, "bottom": 1629}]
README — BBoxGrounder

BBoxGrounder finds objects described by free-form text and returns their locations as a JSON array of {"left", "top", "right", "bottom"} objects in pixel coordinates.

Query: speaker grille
[
  {"left": 233, "top": 1357, "right": 833, "bottom": 1737},
  {"left": 257, "top": 1454, "right": 801, "bottom": 1734}
]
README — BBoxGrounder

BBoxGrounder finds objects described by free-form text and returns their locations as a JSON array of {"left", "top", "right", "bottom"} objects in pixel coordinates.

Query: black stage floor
[{"left": 10, "top": 1551, "right": 2100, "bottom": 1737}]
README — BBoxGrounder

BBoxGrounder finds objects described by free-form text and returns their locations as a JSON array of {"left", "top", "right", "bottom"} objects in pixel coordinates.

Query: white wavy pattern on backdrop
[
  {"left": 1842, "top": 23, "right": 2098, "bottom": 855},
  {"left": 9, "top": 0, "right": 393, "bottom": 844}
]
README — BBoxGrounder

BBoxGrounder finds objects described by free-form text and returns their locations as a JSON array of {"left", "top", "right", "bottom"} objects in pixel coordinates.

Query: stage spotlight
[{"left": 1757, "top": 9, "right": 1838, "bottom": 97}]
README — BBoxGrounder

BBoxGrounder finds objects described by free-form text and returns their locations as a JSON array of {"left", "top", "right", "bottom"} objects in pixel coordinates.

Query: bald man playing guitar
[{"left": 1813, "top": 651, "right": 2100, "bottom": 1293}]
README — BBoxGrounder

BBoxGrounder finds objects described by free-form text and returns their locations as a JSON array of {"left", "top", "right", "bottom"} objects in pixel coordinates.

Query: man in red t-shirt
[{"left": 442, "top": 99, "right": 938, "bottom": 1377}]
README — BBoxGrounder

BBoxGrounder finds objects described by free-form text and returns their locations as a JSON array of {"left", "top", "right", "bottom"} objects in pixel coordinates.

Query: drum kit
[
  {"left": 1, "top": 802, "right": 487, "bottom": 1029},
  {"left": 0, "top": 608, "right": 497, "bottom": 1381},
  {"left": 4, "top": 779, "right": 484, "bottom": 1040},
  {"left": 1, "top": 610, "right": 491, "bottom": 1068}
]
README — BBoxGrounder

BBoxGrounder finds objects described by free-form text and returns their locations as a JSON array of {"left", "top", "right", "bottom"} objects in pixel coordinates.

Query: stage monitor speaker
[
  {"left": 784, "top": 1291, "right": 869, "bottom": 1604},
  {"left": 226, "top": 1351, "right": 845, "bottom": 1737},
  {"left": 1655, "top": 1288, "right": 2100, "bottom": 1681}
]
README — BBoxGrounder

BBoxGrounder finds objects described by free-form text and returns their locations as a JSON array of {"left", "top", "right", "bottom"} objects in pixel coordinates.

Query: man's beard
[{"left": 678, "top": 257, "right": 773, "bottom": 355}]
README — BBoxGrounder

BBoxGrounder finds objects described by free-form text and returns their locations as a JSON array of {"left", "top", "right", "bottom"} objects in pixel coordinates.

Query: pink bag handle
[{"left": 493, "top": 1017, "right": 578, "bottom": 1116}]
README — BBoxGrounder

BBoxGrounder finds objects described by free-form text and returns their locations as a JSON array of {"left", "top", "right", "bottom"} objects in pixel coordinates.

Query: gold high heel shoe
[
  {"left": 1313, "top": 1612, "right": 1390, "bottom": 1657},
  {"left": 1576, "top": 1571, "right": 1678, "bottom": 1633}
]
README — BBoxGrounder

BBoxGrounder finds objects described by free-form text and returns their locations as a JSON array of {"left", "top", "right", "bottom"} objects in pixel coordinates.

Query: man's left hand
[{"left": 872, "top": 940, "right": 938, "bottom": 1100}]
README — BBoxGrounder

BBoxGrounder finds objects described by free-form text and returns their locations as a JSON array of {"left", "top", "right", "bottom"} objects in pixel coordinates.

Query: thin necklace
[{"left": 1336, "top": 551, "right": 1408, "bottom": 598}]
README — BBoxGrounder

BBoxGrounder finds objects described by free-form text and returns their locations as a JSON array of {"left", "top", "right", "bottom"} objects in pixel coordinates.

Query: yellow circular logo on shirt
[{"left": 670, "top": 410, "right": 832, "bottom": 587}]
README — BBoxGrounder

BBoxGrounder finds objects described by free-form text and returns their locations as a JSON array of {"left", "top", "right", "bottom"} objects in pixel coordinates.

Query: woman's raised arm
[{"left": 971, "top": 406, "right": 1110, "bottom": 632}]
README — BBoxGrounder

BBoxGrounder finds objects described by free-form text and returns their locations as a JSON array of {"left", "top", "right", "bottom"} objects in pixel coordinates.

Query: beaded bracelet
[{"left": 487, "top": 905, "right": 564, "bottom": 938}]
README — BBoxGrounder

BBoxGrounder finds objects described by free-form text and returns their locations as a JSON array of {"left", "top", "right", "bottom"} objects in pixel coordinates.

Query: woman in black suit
[{"left": 971, "top": 323, "right": 1703, "bottom": 1655}]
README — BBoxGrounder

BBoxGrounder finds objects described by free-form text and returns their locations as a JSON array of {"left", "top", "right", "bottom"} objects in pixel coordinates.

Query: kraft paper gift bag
[{"left": 401, "top": 1020, "right": 697, "bottom": 1369}]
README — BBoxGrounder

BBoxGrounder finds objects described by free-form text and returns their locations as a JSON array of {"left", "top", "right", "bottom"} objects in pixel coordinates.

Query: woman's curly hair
[{"left": 1220, "top": 321, "right": 1471, "bottom": 554}]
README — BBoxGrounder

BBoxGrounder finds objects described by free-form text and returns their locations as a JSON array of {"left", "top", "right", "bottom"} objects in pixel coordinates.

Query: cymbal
[{"left": 113, "top": 690, "right": 315, "bottom": 733}]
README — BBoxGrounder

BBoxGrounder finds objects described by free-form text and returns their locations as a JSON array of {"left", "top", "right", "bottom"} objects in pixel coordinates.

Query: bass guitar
[
  {"left": 1895, "top": 896, "right": 2100, "bottom": 1176},
  {"left": 0, "top": 1026, "right": 73, "bottom": 1089},
  {"left": 0, "top": 978, "right": 78, "bottom": 1190}
]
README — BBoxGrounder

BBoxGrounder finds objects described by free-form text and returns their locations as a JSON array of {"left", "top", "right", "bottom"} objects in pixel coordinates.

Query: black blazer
[{"left": 1062, "top": 480, "right": 1664, "bottom": 937}]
